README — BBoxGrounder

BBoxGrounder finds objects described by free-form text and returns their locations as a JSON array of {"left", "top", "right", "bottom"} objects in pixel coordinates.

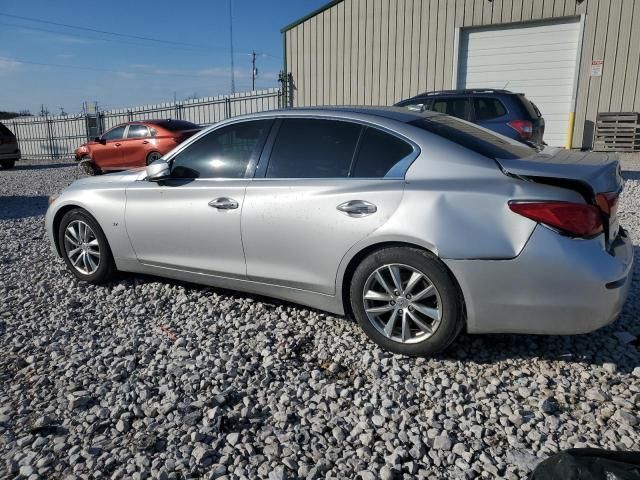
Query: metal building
[{"left": 281, "top": 0, "right": 640, "bottom": 148}]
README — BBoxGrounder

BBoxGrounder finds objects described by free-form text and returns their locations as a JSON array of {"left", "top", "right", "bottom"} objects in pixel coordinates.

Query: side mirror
[
  {"left": 94, "top": 136, "right": 106, "bottom": 144},
  {"left": 146, "top": 159, "right": 170, "bottom": 182},
  {"left": 407, "top": 103, "right": 425, "bottom": 112}
]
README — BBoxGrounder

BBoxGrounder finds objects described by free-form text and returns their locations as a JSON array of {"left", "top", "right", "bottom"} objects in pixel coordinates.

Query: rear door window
[
  {"left": 127, "top": 124, "right": 150, "bottom": 138},
  {"left": 352, "top": 127, "right": 413, "bottom": 178},
  {"left": 266, "top": 118, "right": 361, "bottom": 178},
  {"left": 472, "top": 98, "right": 507, "bottom": 121},
  {"left": 430, "top": 98, "right": 470, "bottom": 120}
]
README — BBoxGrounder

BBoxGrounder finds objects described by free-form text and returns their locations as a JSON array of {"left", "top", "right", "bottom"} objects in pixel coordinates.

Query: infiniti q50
[{"left": 46, "top": 107, "right": 633, "bottom": 356}]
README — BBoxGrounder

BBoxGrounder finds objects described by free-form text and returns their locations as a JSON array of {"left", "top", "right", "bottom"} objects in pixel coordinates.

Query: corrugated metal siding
[{"left": 284, "top": 0, "right": 640, "bottom": 148}]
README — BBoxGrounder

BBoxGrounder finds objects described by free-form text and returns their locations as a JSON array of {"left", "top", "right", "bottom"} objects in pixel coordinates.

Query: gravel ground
[{"left": 1, "top": 159, "right": 639, "bottom": 480}]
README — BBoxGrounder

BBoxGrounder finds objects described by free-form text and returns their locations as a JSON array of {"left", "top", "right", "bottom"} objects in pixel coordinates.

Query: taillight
[
  {"left": 507, "top": 120, "right": 533, "bottom": 140},
  {"left": 509, "top": 201, "right": 603, "bottom": 237},
  {"left": 596, "top": 192, "right": 619, "bottom": 217}
]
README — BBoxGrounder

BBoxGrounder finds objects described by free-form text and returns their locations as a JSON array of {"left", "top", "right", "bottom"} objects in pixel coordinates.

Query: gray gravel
[{"left": 1, "top": 159, "right": 639, "bottom": 479}]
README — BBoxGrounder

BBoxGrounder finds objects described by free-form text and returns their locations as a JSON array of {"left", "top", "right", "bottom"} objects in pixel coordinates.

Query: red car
[{"left": 75, "top": 119, "right": 200, "bottom": 173}]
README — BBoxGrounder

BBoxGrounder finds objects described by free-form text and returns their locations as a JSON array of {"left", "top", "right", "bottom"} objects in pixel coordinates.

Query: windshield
[{"left": 409, "top": 114, "right": 536, "bottom": 160}]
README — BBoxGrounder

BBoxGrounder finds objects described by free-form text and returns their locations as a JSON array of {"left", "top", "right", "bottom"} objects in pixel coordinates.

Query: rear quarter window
[
  {"left": 0, "top": 123, "right": 14, "bottom": 136},
  {"left": 352, "top": 128, "right": 413, "bottom": 178},
  {"left": 518, "top": 95, "right": 541, "bottom": 119},
  {"left": 410, "top": 114, "right": 536, "bottom": 160}
]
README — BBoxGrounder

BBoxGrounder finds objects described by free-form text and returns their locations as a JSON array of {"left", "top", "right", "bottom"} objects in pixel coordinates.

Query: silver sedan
[{"left": 46, "top": 107, "right": 633, "bottom": 356}]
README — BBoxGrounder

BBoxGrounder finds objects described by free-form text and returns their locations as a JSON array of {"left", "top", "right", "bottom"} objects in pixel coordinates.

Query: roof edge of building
[{"left": 280, "top": 0, "right": 345, "bottom": 33}]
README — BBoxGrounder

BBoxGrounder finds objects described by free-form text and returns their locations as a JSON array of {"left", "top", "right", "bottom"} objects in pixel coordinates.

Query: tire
[
  {"left": 57, "top": 209, "right": 115, "bottom": 284},
  {"left": 350, "top": 247, "right": 463, "bottom": 357},
  {"left": 146, "top": 151, "right": 162, "bottom": 165},
  {"left": 0, "top": 159, "right": 15, "bottom": 169},
  {"left": 79, "top": 156, "right": 100, "bottom": 176}
]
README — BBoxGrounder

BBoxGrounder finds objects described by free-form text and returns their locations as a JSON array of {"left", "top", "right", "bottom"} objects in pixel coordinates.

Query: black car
[
  {"left": 0, "top": 122, "right": 21, "bottom": 169},
  {"left": 395, "top": 89, "right": 545, "bottom": 146}
]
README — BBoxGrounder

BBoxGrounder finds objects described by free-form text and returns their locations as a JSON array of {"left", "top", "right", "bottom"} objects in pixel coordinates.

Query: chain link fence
[{"left": 4, "top": 82, "right": 291, "bottom": 161}]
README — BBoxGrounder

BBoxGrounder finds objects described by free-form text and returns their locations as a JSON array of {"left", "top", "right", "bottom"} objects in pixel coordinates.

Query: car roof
[
  {"left": 416, "top": 89, "right": 518, "bottom": 96},
  {"left": 231, "top": 106, "right": 440, "bottom": 124},
  {"left": 108, "top": 119, "right": 199, "bottom": 130}
]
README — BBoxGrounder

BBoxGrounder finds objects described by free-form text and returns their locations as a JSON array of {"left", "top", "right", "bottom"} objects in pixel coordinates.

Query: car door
[
  {"left": 125, "top": 119, "right": 272, "bottom": 277},
  {"left": 120, "top": 124, "right": 152, "bottom": 167},
  {"left": 92, "top": 125, "right": 126, "bottom": 169},
  {"left": 241, "top": 117, "right": 411, "bottom": 295}
]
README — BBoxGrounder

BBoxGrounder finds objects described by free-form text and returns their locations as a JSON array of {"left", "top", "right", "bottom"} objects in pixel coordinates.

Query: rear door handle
[
  {"left": 337, "top": 200, "right": 377, "bottom": 217},
  {"left": 114, "top": 143, "right": 121, "bottom": 147},
  {"left": 142, "top": 140, "right": 149, "bottom": 144},
  {"left": 208, "top": 197, "right": 239, "bottom": 210}
]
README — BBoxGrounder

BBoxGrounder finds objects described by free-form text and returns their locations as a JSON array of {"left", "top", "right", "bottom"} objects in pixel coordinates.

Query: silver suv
[{"left": 0, "top": 122, "right": 21, "bottom": 169}]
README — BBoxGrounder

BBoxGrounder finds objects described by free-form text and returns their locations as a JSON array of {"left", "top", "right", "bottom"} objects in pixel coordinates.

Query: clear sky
[{"left": 0, "top": 0, "right": 327, "bottom": 114}]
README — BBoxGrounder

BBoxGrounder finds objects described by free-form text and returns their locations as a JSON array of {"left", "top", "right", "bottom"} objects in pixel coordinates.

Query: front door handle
[
  {"left": 208, "top": 197, "right": 239, "bottom": 210},
  {"left": 337, "top": 200, "right": 377, "bottom": 217},
  {"left": 114, "top": 143, "right": 121, "bottom": 147},
  {"left": 142, "top": 140, "right": 149, "bottom": 144}
]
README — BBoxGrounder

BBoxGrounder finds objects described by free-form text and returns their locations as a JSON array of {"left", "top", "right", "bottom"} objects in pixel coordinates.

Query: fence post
[
  {"left": 224, "top": 98, "right": 232, "bottom": 119},
  {"left": 45, "top": 116, "right": 56, "bottom": 160},
  {"left": 127, "top": 110, "right": 133, "bottom": 122},
  {"left": 175, "top": 102, "right": 183, "bottom": 120},
  {"left": 278, "top": 71, "right": 294, "bottom": 108}
]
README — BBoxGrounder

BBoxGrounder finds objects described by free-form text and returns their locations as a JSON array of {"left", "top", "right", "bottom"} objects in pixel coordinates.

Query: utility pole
[
  {"left": 250, "top": 51, "right": 257, "bottom": 91},
  {"left": 229, "top": 0, "right": 236, "bottom": 94}
]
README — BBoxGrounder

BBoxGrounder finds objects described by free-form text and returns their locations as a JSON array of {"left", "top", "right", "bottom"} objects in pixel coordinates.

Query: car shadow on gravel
[
  {"left": 119, "top": 247, "right": 639, "bottom": 375},
  {"left": 12, "top": 162, "right": 75, "bottom": 170},
  {"left": 0, "top": 195, "right": 49, "bottom": 219}
]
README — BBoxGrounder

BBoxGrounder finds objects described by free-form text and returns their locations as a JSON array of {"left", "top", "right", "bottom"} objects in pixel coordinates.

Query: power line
[
  {"left": 0, "top": 21, "right": 214, "bottom": 52},
  {"left": 0, "top": 18, "right": 282, "bottom": 59},
  {"left": 0, "top": 12, "right": 211, "bottom": 49}
]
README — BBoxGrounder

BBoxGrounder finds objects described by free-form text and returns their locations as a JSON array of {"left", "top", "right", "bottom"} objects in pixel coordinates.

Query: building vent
[{"left": 593, "top": 112, "right": 640, "bottom": 152}]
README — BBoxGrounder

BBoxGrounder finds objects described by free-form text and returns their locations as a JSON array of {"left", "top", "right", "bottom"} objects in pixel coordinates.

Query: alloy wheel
[
  {"left": 63, "top": 220, "right": 101, "bottom": 275},
  {"left": 362, "top": 263, "right": 442, "bottom": 344},
  {"left": 147, "top": 152, "right": 162, "bottom": 164}
]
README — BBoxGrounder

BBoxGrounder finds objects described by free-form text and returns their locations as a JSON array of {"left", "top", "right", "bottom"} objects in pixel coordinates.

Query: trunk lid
[{"left": 496, "top": 147, "right": 623, "bottom": 245}]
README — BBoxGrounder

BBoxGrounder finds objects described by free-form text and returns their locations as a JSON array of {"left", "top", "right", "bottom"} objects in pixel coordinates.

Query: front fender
[{"left": 45, "top": 188, "right": 135, "bottom": 265}]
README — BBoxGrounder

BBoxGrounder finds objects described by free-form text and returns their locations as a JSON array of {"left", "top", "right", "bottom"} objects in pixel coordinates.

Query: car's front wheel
[
  {"left": 79, "top": 156, "right": 100, "bottom": 176},
  {"left": 58, "top": 209, "right": 115, "bottom": 283},
  {"left": 350, "top": 247, "right": 463, "bottom": 357}
]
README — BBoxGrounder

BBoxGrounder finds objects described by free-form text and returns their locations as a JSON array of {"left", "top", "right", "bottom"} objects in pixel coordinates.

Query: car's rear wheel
[
  {"left": 350, "top": 247, "right": 463, "bottom": 357},
  {"left": 146, "top": 151, "right": 162, "bottom": 165},
  {"left": 58, "top": 209, "right": 115, "bottom": 284},
  {"left": 0, "top": 159, "right": 15, "bottom": 169}
]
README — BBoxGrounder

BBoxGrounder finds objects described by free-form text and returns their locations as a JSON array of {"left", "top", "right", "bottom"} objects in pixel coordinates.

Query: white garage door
[{"left": 458, "top": 19, "right": 581, "bottom": 146}]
